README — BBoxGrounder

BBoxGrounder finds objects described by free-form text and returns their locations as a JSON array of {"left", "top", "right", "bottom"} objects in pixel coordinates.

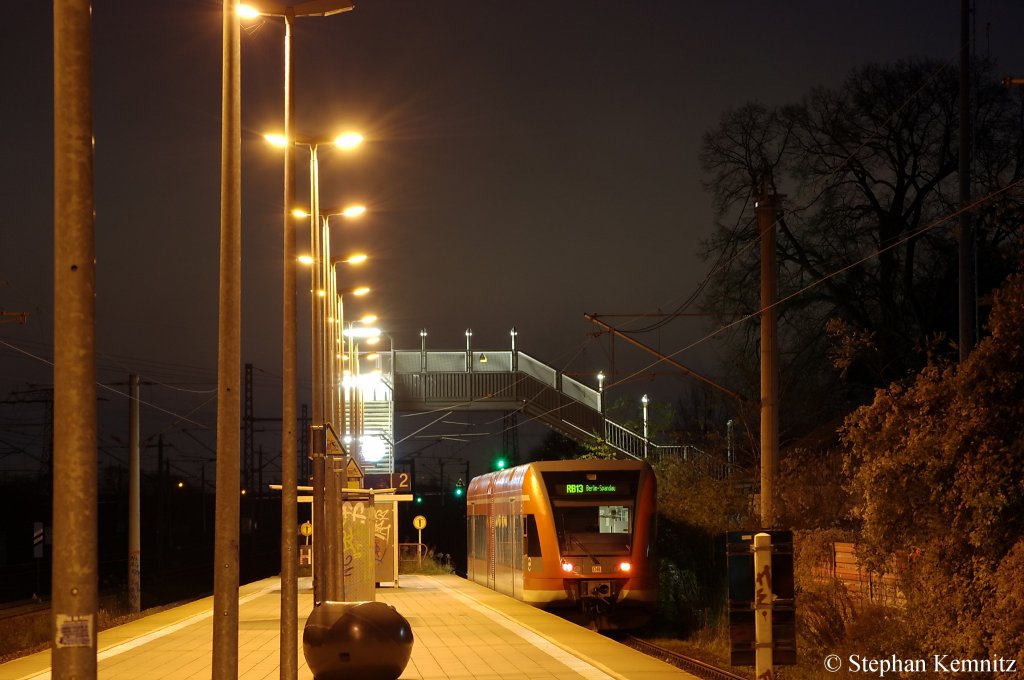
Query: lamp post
[
  {"left": 296, "top": 205, "right": 367, "bottom": 432},
  {"left": 334, "top": 287, "right": 371, "bottom": 454},
  {"left": 641, "top": 394, "right": 649, "bottom": 459},
  {"left": 265, "top": 135, "right": 364, "bottom": 432},
  {"left": 266, "top": 134, "right": 362, "bottom": 607},
  {"left": 330, "top": 256, "right": 368, "bottom": 431},
  {"left": 243, "top": 4, "right": 355, "bottom": 676}
]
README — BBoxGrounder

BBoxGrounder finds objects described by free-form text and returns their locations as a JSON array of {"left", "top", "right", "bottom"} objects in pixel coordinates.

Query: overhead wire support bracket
[{"left": 583, "top": 313, "right": 748, "bottom": 404}]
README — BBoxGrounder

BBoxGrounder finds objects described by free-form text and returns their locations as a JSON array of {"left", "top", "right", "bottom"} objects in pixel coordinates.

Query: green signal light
[
  {"left": 415, "top": 495, "right": 423, "bottom": 504},
  {"left": 495, "top": 458, "right": 507, "bottom": 470},
  {"left": 454, "top": 487, "right": 464, "bottom": 497}
]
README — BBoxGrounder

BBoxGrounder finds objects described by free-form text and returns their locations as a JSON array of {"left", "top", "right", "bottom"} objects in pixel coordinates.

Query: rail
[{"left": 622, "top": 636, "right": 750, "bottom": 680}]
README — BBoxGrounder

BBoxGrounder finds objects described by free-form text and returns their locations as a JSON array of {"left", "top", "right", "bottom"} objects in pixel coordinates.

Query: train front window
[{"left": 555, "top": 504, "right": 632, "bottom": 555}]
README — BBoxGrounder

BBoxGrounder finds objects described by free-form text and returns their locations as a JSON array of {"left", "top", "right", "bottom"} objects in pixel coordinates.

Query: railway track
[{"left": 622, "top": 635, "right": 749, "bottom": 680}]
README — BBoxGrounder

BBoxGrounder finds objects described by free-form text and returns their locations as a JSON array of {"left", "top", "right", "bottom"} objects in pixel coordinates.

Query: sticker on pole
[
  {"left": 412, "top": 515, "right": 427, "bottom": 530},
  {"left": 55, "top": 614, "right": 94, "bottom": 648}
]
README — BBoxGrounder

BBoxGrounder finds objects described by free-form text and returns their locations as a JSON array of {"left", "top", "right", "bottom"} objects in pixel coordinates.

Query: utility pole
[
  {"left": 756, "top": 180, "right": 781, "bottom": 529},
  {"left": 958, "top": 0, "right": 976, "bottom": 360},
  {"left": 128, "top": 375, "right": 141, "bottom": 613},
  {"left": 52, "top": 1, "right": 98, "bottom": 676},
  {"left": 212, "top": 0, "right": 243, "bottom": 676}
]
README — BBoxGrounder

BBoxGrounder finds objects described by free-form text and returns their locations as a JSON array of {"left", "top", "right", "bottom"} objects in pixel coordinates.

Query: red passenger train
[{"left": 466, "top": 459, "right": 657, "bottom": 629}]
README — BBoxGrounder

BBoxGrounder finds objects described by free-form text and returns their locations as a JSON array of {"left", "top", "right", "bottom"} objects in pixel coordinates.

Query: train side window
[
  {"left": 524, "top": 514, "right": 542, "bottom": 557},
  {"left": 473, "top": 516, "right": 488, "bottom": 560}
]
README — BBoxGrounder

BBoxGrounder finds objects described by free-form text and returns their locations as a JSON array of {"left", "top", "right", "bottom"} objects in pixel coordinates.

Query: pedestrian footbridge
[{"left": 348, "top": 340, "right": 732, "bottom": 480}]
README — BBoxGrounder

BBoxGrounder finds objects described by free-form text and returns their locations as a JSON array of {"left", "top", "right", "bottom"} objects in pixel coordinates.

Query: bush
[
  {"left": 651, "top": 516, "right": 727, "bottom": 637},
  {"left": 399, "top": 548, "right": 454, "bottom": 575}
]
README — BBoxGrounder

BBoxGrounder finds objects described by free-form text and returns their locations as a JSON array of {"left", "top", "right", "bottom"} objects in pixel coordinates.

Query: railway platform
[{"left": 0, "top": 574, "right": 698, "bottom": 680}]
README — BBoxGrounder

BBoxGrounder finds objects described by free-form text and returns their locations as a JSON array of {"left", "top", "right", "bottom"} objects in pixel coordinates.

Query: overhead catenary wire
[
  {"left": 609, "top": 178, "right": 1024, "bottom": 391},
  {"left": 612, "top": 50, "right": 965, "bottom": 342}
]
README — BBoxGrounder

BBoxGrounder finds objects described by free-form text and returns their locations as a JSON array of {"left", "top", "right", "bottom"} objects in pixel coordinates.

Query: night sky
[{"left": 3, "top": 1, "right": 1024, "bottom": 478}]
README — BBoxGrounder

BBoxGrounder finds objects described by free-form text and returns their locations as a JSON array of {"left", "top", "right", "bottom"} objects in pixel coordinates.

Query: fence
[{"left": 814, "top": 542, "right": 904, "bottom": 609}]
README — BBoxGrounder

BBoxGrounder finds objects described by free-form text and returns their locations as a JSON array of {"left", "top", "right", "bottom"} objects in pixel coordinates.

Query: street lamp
[
  {"left": 267, "top": 133, "right": 362, "bottom": 608},
  {"left": 327, "top": 246, "right": 369, "bottom": 430},
  {"left": 641, "top": 394, "right": 650, "bottom": 459}
]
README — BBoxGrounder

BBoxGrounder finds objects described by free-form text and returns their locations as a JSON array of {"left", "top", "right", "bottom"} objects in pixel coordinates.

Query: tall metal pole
[
  {"left": 279, "top": 10, "right": 299, "bottom": 680},
  {"left": 310, "top": 148, "right": 323, "bottom": 426},
  {"left": 958, "top": 0, "right": 976, "bottom": 360},
  {"left": 323, "top": 221, "right": 335, "bottom": 429},
  {"left": 309, "top": 147, "right": 325, "bottom": 604},
  {"left": 756, "top": 184, "right": 780, "bottom": 529},
  {"left": 128, "top": 374, "right": 141, "bottom": 613},
  {"left": 342, "top": 288, "right": 350, "bottom": 438},
  {"left": 212, "top": 0, "right": 243, "bottom": 677},
  {"left": 52, "top": 1, "right": 97, "bottom": 675}
]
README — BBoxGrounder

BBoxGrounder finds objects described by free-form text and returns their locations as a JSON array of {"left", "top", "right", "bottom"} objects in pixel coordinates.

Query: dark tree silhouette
[{"left": 699, "top": 59, "right": 1024, "bottom": 431}]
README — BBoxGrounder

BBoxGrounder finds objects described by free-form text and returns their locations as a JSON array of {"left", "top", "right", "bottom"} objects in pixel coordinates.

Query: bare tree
[{"left": 699, "top": 59, "right": 1024, "bottom": 429}]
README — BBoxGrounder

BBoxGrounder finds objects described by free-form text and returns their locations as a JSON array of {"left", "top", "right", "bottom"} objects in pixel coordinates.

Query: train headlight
[
  {"left": 561, "top": 561, "right": 575, "bottom": 573},
  {"left": 618, "top": 561, "right": 632, "bottom": 573}
]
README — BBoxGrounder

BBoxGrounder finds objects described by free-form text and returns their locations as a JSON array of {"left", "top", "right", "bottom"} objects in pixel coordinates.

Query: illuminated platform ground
[{"left": 1, "top": 574, "right": 697, "bottom": 680}]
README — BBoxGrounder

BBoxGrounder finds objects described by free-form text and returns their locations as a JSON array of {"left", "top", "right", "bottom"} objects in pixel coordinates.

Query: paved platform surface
[{"left": 1, "top": 574, "right": 697, "bottom": 680}]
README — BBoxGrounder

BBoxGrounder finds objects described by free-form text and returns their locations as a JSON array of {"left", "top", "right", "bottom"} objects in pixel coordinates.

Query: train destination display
[{"left": 555, "top": 482, "right": 631, "bottom": 496}]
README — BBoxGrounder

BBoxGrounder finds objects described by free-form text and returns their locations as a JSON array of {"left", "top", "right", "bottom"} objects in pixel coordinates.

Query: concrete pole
[
  {"left": 212, "top": 1, "right": 242, "bottom": 677},
  {"left": 280, "top": 10, "right": 299, "bottom": 680},
  {"left": 753, "top": 532, "right": 774, "bottom": 679},
  {"left": 958, "top": 0, "right": 976, "bottom": 360},
  {"left": 52, "top": 1, "right": 98, "bottom": 675},
  {"left": 756, "top": 184, "right": 780, "bottom": 529},
  {"left": 128, "top": 375, "right": 141, "bottom": 613}
]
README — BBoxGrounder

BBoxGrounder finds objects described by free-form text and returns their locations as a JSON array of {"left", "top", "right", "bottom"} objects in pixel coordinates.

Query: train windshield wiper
[{"left": 570, "top": 535, "right": 600, "bottom": 566}]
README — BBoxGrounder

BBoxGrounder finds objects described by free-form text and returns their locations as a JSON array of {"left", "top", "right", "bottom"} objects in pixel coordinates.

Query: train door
[
  {"left": 487, "top": 495, "right": 496, "bottom": 590},
  {"left": 511, "top": 495, "right": 522, "bottom": 599}
]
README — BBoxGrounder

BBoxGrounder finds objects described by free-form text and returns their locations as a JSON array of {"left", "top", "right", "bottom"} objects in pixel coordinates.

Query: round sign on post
[
  {"left": 412, "top": 515, "right": 426, "bottom": 570},
  {"left": 300, "top": 521, "right": 313, "bottom": 539}
]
